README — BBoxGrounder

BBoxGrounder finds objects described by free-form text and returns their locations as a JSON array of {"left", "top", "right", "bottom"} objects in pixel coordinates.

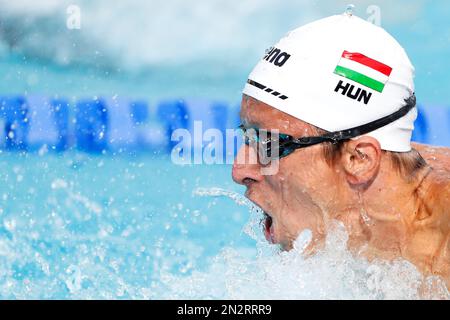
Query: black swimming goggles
[{"left": 239, "top": 101, "right": 414, "bottom": 163}]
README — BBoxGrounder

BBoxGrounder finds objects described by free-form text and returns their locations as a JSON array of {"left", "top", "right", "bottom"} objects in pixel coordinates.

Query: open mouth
[{"left": 262, "top": 212, "right": 274, "bottom": 243}]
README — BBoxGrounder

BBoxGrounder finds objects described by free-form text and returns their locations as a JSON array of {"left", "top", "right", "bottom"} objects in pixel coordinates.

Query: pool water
[
  {"left": 0, "top": 152, "right": 251, "bottom": 298},
  {"left": 0, "top": 152, "right": 448, "bottom": 299}
]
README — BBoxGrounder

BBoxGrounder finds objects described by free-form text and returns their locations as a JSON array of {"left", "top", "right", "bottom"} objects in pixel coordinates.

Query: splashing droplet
[{"left": 345, "top": 4, "right": 355, "bottom": 16}]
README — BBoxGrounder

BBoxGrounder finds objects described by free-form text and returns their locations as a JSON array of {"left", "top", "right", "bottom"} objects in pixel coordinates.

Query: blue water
[{"left": 0, "top": 152, "right": 256, "bottom": 298}]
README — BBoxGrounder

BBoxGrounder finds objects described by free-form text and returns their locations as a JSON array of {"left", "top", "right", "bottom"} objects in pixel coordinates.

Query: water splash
[
  {"left": 193, "top": 187, "right": 265, "bottom": 243},
  {"left": 345, "top": 4, "right": 355, "bottom": 16},
  {"left": 193, "top": 187, "right": 251, "bottom": 207},
  {"left": 170, "top": 187, "right": 450, "bottom": 299}
]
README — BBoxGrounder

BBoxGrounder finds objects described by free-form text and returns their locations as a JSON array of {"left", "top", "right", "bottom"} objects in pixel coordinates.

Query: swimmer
[{"left": 232, "top": 13, "right": 450, "bottom": 290}]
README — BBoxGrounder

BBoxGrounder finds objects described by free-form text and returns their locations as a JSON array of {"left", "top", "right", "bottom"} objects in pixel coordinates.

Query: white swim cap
[{"left": 243, "top": 13, "right": 416, "bottom": 152}]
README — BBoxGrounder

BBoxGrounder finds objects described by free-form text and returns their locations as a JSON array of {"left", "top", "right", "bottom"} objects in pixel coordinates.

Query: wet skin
[{"left": 232, "top": 95, "right": 450, "bottom": 290}]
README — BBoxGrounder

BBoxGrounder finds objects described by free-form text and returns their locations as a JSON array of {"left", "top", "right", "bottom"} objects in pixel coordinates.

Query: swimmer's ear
[{"left": 340, "top": 137, "right": 382, "bottom": 188}]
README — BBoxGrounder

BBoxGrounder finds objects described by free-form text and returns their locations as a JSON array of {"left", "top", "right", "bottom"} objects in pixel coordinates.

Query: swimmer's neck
[{"left": 332, "top": 161, "right": 438, "bottom": 264}]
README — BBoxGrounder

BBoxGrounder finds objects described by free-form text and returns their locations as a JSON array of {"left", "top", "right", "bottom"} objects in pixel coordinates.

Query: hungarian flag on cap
[{"left": 334, "top": 50, "right": 392, "bottom": 93}]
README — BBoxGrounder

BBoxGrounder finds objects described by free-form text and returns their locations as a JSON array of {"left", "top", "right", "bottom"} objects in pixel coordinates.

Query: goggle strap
[
  {"left": 321, "top": 102, "right": 415, "bottom": 144},
  {"left": 239, "top": 97, "right": 415, "bottom": 155}
]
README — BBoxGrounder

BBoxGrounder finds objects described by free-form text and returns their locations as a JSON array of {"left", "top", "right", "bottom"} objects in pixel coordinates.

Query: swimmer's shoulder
[
  {"left": 424, "top": 168, "right": 450, "bottom": 228},
  {"left": 410, "top": 143, "right": 450, "bottom": 213},
  {"left": 412, "top": 142, "right": 450, "bottom": 173},
  {"left": 428, "top": 174, "right": 450, "bottom": 283}
]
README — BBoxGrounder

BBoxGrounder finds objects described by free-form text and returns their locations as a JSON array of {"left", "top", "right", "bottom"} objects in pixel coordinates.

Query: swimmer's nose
[{"left": 232, "top": 145, "right": 264, "bottom": 185}]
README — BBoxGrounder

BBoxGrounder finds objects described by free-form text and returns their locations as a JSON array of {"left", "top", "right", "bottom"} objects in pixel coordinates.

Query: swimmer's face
[{"left": 232, "top": 96, "right": 337, "bottom": 250}]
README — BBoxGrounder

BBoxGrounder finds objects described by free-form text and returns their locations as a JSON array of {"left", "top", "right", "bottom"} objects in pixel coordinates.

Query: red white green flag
[{"left": 334, "top": 50, "right": 392, "bottom": 93}]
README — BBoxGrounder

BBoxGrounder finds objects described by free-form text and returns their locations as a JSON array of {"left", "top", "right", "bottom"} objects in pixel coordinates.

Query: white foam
[{"left": 175, "top": 188, "right": 450, "bottom": 300}]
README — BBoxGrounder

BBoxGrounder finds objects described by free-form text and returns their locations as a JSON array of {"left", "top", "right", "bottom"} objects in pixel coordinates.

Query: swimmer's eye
[
  {"left": 238, "top": 125, "right": 305, "bottom": 161},
  {"left": 238, "top": 125, "right": 259, "bottom": 145},
  {"left": 238, "top": 125, "right": 288, "bottom": 145}
]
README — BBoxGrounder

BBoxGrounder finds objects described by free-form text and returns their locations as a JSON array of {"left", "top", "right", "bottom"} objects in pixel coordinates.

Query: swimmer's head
[
  {"left": 233, "top": 14, "right": 426, "bottom": 250},
  {"left": 242, "top": 14, "right": 416, "bottom": 152}
]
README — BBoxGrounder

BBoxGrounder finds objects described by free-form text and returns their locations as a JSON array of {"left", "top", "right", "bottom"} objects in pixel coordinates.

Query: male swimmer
[{"left": 232, "top": 13, "right": 450, "bottom": 289}]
